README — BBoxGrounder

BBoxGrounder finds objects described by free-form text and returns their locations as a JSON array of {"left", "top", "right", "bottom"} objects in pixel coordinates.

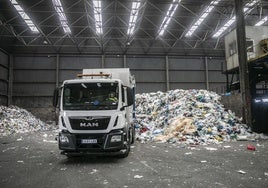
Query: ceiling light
[
  {"left": 52, "top": 0, "right": 71, "bottom": 34},
  {"left": 243, "top": 0, "right": 258, "bottom": 13},
  {"left": 9, "top": 0, "right": 39, "bottom": 33},
  {"left": 158, "top": 0, "right": 180, "bottom": 36},
  {"left": 185, "top": 0, "right": 221, "bottom": 37},
  {"left": 127, "top": 0, "right": 142, "bottom": 36},
  {"left": 212, "top": 0, "right": 259, "bottom": 38},
  {"left": 255, "top": 16, "right": 268, "bottom": 26},
  {"left": 93, "top": 0, "right": 103, "bottom": 35}
]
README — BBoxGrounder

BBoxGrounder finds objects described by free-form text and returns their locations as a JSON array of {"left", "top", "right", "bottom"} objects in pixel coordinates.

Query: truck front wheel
[
  {"left": 130, "top": 126, "right": 135, "bottom": 144},
  {"left": 117, "top": 142, "right": 130, "bottom": 158}
]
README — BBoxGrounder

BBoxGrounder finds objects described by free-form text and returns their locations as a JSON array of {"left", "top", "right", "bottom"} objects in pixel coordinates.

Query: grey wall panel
[
  {"left": 0, "top": 97, "right": 7, "bottom": 105},
  {"left": 136, "top": 83, "right": 166, "bottom": 93},
  {"left": 0, "top": 51, "right": 8, "bottom": 67},
  {"left": 207, "top": 58, "right": 224, "bottom": 70},
  {"left": 13, "top": 83, "right": 55, "bottom": 96},
  {"left": 12, "top": 56, "right": 57, "bottom": 108},
  {"left": 0, "top": 82, "right": 8, "bottom": 93},
  {"left": 60, "top": 57, "right": 101, "bottom": 69},
  {"left": 105, "top": 57, "right": 124, "bottom": 68},
  {"left": 209, "top": 83, "right": 227, "bottom": 93},
  {"left": 12, "top": 97, "right": 54, "bottom": 121},
  {"left": 208, "top": 71, "right": 226, "bottom": 82},
  {"left": 169, "top": 58, "right": 204, "bottom": 70},
  {"left": 132, "top": 70, "right": 166, "bottom": 82},
  {"left": 13, "top": 70, "right": 56, "bottom": 82},
  {"left": 170, "top": 71, "right": 205, "bottom": 82},
  {"left": 0, "top": 68, "right": 8, "bottom": 80},
  {"left": 170, "top": 83, "right": 206, "bottom": 90},
  {"left": 59, "top": 70, "right": 81, "bottom": 82},
  {"left": 13, "top": 56, "right": 56, "bottom": 69},
  {"left": 0, "top": 51, "right": 8, "bottom": 105},
  {"left": 128, "top": 57, "right": 165, "bottom": 70},
  {"left": 12, "top": 97, "right": 53, "bottom": 108}
]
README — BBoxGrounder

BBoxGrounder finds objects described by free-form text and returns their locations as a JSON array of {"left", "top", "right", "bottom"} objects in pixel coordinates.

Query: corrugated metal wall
[
  {"left": 0, "top": 51, "right": 9, "bottom": 106},
  {"left": 10, "top": 54, "right": 226, "bottom": 121}
]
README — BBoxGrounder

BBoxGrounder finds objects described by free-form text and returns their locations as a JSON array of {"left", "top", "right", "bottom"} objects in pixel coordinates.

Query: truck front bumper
[{"left": 58, "top": 129, "right": 126, "bottom": 154}]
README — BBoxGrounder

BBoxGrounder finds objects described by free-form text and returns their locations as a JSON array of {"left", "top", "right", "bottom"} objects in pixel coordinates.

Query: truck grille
[{"left": 69, "top": 116, "right": 110, "bottom": 130}]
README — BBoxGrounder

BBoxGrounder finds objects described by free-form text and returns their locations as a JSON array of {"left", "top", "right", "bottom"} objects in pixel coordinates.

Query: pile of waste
[
  {"left": 135, "top": 89, "right": 253, "bottom": 145},
  {"left": 0, "top": 105, "right": 54, "bottom": 136}
]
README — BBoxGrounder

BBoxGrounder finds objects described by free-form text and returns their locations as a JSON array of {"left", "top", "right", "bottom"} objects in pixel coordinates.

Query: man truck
[{"left": 53, "top": 68, "right": 135, "bottom": 158}]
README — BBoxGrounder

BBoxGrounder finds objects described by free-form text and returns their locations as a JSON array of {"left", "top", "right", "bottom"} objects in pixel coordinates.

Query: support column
[
  {"left": 234, "top": 0, "right": 252, "bottom": 126},
  {"left": 205, "top": 57, "right": 209, "bottom": 90},
  {"left": 165, "top": 56, "right": 170, "bottom": 91},
  {"left": 123, "top": 55, "right": 127, "bottom": 68},
  {"left": 101, "top": 54, "right": 105, "bottom": 68},
  {"left": 56, "top": 54, "right": 59, "bottom": 88},
  {"left": 8, "top": 54, "right": 13, "bottom": 106}
]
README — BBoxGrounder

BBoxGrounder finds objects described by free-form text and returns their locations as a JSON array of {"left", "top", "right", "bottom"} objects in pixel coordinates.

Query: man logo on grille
[{"left": 80, "top": 122, "right": 99, "bottom": 127}]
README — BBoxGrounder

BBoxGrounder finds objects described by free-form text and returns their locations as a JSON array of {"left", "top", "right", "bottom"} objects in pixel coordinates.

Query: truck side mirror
[
  {"left": 53, "top": 88, "right": 59, "bottom": 107},
  {"left": 127, "top": 87, "right": 134, "bottom": 106}
]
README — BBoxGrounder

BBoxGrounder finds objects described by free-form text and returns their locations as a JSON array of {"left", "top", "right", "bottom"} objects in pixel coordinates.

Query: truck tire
[
  {"left": 118, "top": 128, "right": 131, "bottom": 158},
  {"left": 131, "top": 126, "right": 135, "bottom": 144},
  {"left": 117, "top": 142, "right": 130, "bottom": 158}
]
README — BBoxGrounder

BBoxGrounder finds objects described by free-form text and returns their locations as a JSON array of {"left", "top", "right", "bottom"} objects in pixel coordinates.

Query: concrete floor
[{"left": 0, "top": 131, "right": 268, "bottom": 188}]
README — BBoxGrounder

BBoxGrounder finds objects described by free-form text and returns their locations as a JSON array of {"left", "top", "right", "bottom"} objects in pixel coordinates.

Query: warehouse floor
[{"left": 0, "top": 131, "right": 268, "bottom": 188}]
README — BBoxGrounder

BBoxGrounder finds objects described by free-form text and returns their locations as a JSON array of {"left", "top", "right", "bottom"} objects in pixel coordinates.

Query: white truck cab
[{"left": 53, "top": 68, "right": 135, "bottom": 158}]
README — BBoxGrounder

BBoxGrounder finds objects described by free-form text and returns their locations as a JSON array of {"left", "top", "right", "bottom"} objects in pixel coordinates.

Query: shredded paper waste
[
  {"left": 0, "top": 105, "right": 54, "bottom": 136},
  {"left": 135, "top": 89, "right": 254, "bottom": 145}
]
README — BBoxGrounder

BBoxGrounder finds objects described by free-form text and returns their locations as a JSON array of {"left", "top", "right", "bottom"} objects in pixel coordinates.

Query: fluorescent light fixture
[
  {"left": 213, "top": 16, "right": 236, "bottom": 38},
  {"left": 212, "top": 0, "right": 259, "bottom": 38},
  {"left": 9, "top": 0, "right": 39, "bottom": 33},
  {"left": 243, "top": 0, "right": 258, "bottom": 13},
  {"left": 254, "top": 99, "right": 261, "bottom": 103},
  {"left": 263, "top": 98, "right": 268, "bottom": 103},
  {"left": 93, "top": 0, "right": 103, "bottom": 35},
  {"left": 52, "top": 0, "right": 71, "bottom": 34},
  {"left": 127, "top": 0, "right": 142, "bottom": 35},
  {"left": 185, "top": 0, "right": 221, "bottom": 37},
  {"left": 158, "top": 0, "right": 180, "bottom": 36},
  {"left": 255, "top": 16, "right": 268, "bottom": 26}
]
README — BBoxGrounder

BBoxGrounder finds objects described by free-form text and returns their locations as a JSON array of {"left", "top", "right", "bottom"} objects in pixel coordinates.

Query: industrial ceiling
[{"left": 0, "top": 0, "right": 267, "bottom": 56}]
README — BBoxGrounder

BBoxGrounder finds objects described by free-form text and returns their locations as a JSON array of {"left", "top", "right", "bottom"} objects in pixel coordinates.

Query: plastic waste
[
  {"left": 0, "top": 105, "right": 56, "bottom": 136},
  {"left": 135, "top": 89, "right": 253, "bottom": 145},
  {"left": 247, "top": 144, "right": 256, "bottom": 151}
]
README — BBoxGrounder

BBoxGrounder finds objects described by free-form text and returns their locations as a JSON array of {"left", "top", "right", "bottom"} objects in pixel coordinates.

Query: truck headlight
[
  {"left": 111, "top": 135, "right": 122, "bottom": 143},
  {"left": 59, "top": 135, "right": 69, "bottom": 143}
]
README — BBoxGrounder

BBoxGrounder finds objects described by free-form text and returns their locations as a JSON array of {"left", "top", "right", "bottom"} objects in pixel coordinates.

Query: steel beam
[
  {"left": 234, "top": 0, "right": 252, "bottom": 127},
  {"left": 165, "top": 56, "right": 170, "bottom": 91},
  {"left": 8, "top": 54, "right": 13, "bottom": 106},
  {"left": 205, "top": 56, "right": 209, "bottom": 90},
  {"left": 56, "top": 54, "right": 59, "bottom": 88}
]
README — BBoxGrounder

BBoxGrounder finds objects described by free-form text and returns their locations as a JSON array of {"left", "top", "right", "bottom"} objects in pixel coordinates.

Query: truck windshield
[{"left": 63, "top": 82, "right": 119, "bottom": 110}]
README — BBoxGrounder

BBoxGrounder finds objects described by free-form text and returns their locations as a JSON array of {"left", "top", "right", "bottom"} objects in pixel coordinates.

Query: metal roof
[{"left": 0, "top": 0, "right": 267, "bottom": 56}]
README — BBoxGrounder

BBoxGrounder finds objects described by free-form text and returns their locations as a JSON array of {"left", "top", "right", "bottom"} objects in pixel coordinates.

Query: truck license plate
[{"left": 81, "top": 139, "right": 97, "bottom": 144}]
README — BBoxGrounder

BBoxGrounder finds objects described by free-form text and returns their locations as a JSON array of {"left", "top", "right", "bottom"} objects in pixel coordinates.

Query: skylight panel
[
  {"left": 213, "top": 16, "right": 236, "bottom": 38},
  {"left": 255, "top": 16, "right": 268, "bottom": 26},
  {"left": 243, "top": 0, "right": 258, "bottom": 13},
  {"left": 212, "top": 0, "right": 259, "bottom": 38},
  {"left": 9, "top": 0, "right": 39, "bottom": 33},
  {"left": 158, "top": 0, "right": 180, "bottom": 36},
  {"left": 52, "top": 0, "right": 71, "bottom": 34},
  {"left": 127, "top": 0, "right": 141, "bottom": 35},
  {"left": 92, "top": 0, "right": 103, "bottom": 35},
  {"left": 185, "top": 0, "right": 221, "bottom": 37}
]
